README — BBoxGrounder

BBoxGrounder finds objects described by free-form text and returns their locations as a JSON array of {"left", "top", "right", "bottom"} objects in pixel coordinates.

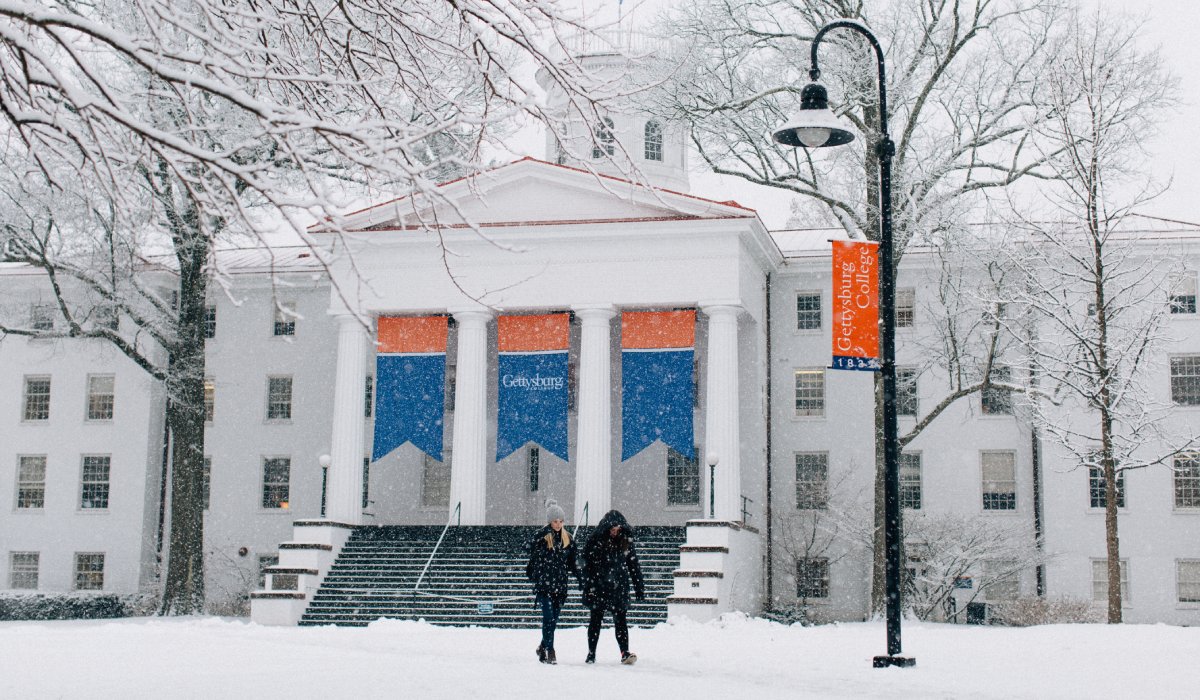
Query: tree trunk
[{"left": 1102, "top": 415, "right": 1122, "bottom": 624}]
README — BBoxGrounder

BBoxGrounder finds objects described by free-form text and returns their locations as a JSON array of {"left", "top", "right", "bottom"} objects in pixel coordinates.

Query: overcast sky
[{"left": 558, "top": 0, "right": 1200, "bottom": 229}]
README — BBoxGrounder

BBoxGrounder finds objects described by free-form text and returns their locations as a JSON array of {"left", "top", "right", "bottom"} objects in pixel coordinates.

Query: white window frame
[
  {"left": 899, "top": 452, "right": 922, "bottom": 510},
  {"left": 794, "top": 369, "right": 826, "bottom": 417},
  {"left": 73, "top": 552, "right": 105, "bottom": 591},
  {"left": 1169, "top": 355, "right": 1200, "bottom": 406},
  {"left": 265, "top": 375, "right": 293, "bottom": 422},
  {"left": 796, "top": 558, "right": 830, "bottom": 600},
  {"left": 29, "top": 302, "right": 54, "bottom": 331},
  {"left": 1091, "top": 558, "right": 1130, "bottom": 605},
  {"left": 1177, "top": 560, "right": 1200, "bottom": 604},
  {"left": 895, "top": 288, "right": 916, "bottom": 328},
  {"left": 9, "top": 551, "right": 39, "bottom": 590},
  {"left": 16, "top": 455, "right": 46, "bottom": 510},
  {"left": 795, "top": 292, "right": 822, "bottom": 331},
  {"left": 896, "top": 367, "right": 918, "bottom": 417},
  {"left": 1169, "top": 271, "right": 1197, "bottom": 314},
  {"left": 204, "top": 305, "right": 217, "bottom": 339},
  {"left": 981, "top": 365, "right": 1014, "bottom": 415},
  {"left": 1088, "top": 463, "right": 1126, "bottom": 510},
  {"left": 272, "top": 300, "right": 296, "bottom": 337},
  {"left": 22, "top": 375, "right": 51, "bottom": 422},
  {"left": 79, "top": 454, "right": 111, "bottom": 510},
  {"left": 1174, "top": 453, "right": 1200, "bottom": 509},
  {"left": 981, "top": 451, "right": 1017, "bottom": 511},
  {"left": 261, "top": 456, "right": 291, "bottom": 510},
  {"left": 86, "top": 374, "right": 115, "bottom": 422},
  {"left": 643, "top": 120, "right": 663, "bottom": 162},
  {"left": 204, "top": 378, "right": 215, "bottom": 423},
  {"left": 666, "top": 447, "right": 700, "bottom": 506},
  {"left": 795, "top": 452, "right": 829, "bottom": 510}
]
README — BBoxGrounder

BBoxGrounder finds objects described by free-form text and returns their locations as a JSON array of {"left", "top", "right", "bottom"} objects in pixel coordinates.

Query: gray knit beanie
[{"left": 546, "top": 499, "right": 566, "bottom": 523}]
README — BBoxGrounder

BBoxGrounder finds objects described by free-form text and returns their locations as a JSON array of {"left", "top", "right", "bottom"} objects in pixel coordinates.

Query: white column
[
  {"left": 327, "top": 314, "right": 369, "bottom": 524},
  {"left": 448, "top": 308, "right": 491, "bottom": 525},
  {"left": 703, "top": 304, "right": 742, "bottom": 521},
  {"left": 573, "top": 305, "right": 616, "bottom": 525}
]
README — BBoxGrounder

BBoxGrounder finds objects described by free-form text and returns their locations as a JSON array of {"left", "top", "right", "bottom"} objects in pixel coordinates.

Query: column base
[{"left": 872, "top": 655, "right": 917, "bottom": 668}]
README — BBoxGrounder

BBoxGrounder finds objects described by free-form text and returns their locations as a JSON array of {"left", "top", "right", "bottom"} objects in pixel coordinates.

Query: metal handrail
[
  {"left": 413, "top": 501, "right": 461, "bottom": 594},
  {"left": 572, "top": 501, "right": 589, "bottom": 541}
]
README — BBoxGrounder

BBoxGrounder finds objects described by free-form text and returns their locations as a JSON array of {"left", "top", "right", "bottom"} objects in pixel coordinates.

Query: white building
[{"left": 3, "top": 48, "right": 1199, "bottom": 627}]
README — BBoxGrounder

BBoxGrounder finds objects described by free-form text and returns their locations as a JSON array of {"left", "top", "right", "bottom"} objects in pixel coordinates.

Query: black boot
[
  {"left": 621, "top": 651, "right": 638, "bottom": 665},
  {"left": 536, "top": 645, "right": 547, "bottom": 663},
  {"left": 547, "top": 648, "right": 557, "bottom": 665},
  {"left": 585, "top": 651, "right": 596, "bottom": 664}
]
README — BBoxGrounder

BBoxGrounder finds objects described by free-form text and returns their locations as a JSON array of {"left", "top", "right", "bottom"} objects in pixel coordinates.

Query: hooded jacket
[
  {"left": 580, "top": 510, "right": 646, "bottom": 611},
  {"left": 525, "top": 525, "right": 579, "bottom": 604}
]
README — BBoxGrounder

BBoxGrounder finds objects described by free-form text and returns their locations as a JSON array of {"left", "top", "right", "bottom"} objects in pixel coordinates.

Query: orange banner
[
  {"left": 376, "top": 316, "right": 448, "bottom": 354},
  {"left": 621, "top": 310, "right": 696, "bottom": 349},
  {"left": 831, "top": 240, "right": 880, "bottom": 371},
  {"left": 497, "top": 314, "right": 570, "bottom": 352}
]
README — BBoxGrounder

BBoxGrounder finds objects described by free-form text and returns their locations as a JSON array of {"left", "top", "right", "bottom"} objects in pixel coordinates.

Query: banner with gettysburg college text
[
  {"left": 621, "top": 310, "right": 695, "bottom": 461},
  {"left": 831, "top": 240, "right": 881, "bottom": 371},
  {"left": 372, "top": 316, "right": 448, "bottom": 461},
  {"left": 496, "top": 314, "right": 570, "bottom": 462}
]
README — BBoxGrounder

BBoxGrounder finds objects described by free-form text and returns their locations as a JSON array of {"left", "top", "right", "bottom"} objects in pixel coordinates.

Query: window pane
[
  {"left": 258, "top": 555, "right": 279, "bottom": 587},
  {"left": 895, "top": 288, "right": 915, "bottom": 327},
  {"left": 896, "top": 368, "right": 918, "bottom": 416},
  {"left": 1091, "top": 559, "right": 1129, "bottom": 603},
  {"left": 17, "top": 455, "right": 47, "bottom": 509},
  {"left": 363, "top": 457, "right": 371, "bottom": 509},
  {"left": 982, "top": 366, "right": 1013, "bottom": 415},
  {"left": 203, "top": 456, "right": 212, "bottom": 511},
  {"left": 205, "top": 306, "right": 217, "bottom": 338},
  {"left": 1170, "top": 273, "right": 1197, "bottom": 314},
  {"left": 797, "top": 558, "right": 830, "bottom": 599},
  {"left": 796, "top": 293, "right": 821, "bottom": 330},
  {"left": 643, "top": 121, "right": 663, "bottom": 161},
  {"left": 23, "top": 376, "right": 51, "bottom": 421},
  {"left": 204, "top": 379, "right": 215, "bottom": 423},
  {"left": 984, "top": 560, "right": 1019, "bottom": 601},
  {"left": 364, "top": 376, "right": 374, "bottom": 418},
  {"left": 30, "top": 303, "right": 54, "bottom": 330},
  {"left": 87, "top": 375, "right": 115, "bottom": 420},
  {"left": 900, "top": 453, "right": 922, "bottom": 510},
  {"left": 80, "top": 455, "right": 111, "bottom": 509},
  {"left": 273, "top": 301, "right": 296, "bottom": 336},
  {"left": 10, "top": 552, "right": 39, "bottom": 589},
  {"left": 794, "top": 369, "right": 825, "bottom": 416},
  {"left": 592, "top": 117, "right": 614, "bottom": 159},
  {"left": 422, "top": 454, "right": 451, "bottom": 507},
  {"left": 262, "top": 457, "right": 291, "bottom": 509},
  {"left": 1178, "top": 561, "right": 1200, "bottom": 603},
  {"left": 1175, "top": 453, "right": 1200, "bottom": 508},
  {"left": 982, "top": 452, "right": 1016, "bottom": 510},
  {"left": 667, "top": 448, "right": 700, "bottom": 505},
  {"left": 1170, "top": 356, "right": 1200, "bottom": 405},
  {"left": 795, "top": 453, "right": 828, "bottom": 510},
  {"left": 529, "top": 446, "right": 540, "bottom": 493},
  {"left": 74, "top": 553, "right": 105, "bottom": 591},
  {"left": 267, "top": 376, "right": 293, "bottom": 420},
  {"left": 1088, "top": 464, "right": 1125, "bottom": 509}
]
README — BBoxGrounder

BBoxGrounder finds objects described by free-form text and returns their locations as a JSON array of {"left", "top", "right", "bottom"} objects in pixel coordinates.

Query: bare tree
[
  {"left": 652, "top": 0, "right": 1070, "bottom": 613},
  {"left": 1004, "top": 9, "right": 1186, "bottom": 624},
  {"left": 0, "top": 0, "right": 617, "bottom": 614}
]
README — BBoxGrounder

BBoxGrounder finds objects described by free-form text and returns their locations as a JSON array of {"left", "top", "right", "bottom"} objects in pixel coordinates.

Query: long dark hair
[{"left": 590, "top": 510, "right": 633, "bottom": 552}]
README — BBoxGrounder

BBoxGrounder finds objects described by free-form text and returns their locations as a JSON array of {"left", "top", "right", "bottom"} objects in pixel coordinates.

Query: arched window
[
  {"left": 592, "top": 117, "right": 615, "bottom": 159},
  {"left": 644, "top": 120, "right": 663, "bottom": 162}
]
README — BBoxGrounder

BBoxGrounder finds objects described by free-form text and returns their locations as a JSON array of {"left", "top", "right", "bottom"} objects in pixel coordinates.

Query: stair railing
[
  {"left": 572, "top": 501, "right": 589, "bottom": 541},
  {"left": 413, "top": 501, "right": 461, "bottom": 595}
]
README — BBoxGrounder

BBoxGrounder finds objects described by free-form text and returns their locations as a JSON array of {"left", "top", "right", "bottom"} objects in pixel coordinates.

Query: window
[
  {"left": 1170, "top": 355, "right": 1200, "bottom": 406},
  {"left": 74, "top": 553, "right": 105, "bottom": 591},
  {"left": 202, "top": 456, "right": 211, "bottom": 511},
  {"left": 982, "top": 365, "right": 1014, "bottom": 415},
  {"left": 204, "top": 305, "right": 217, "bottom": 338},
  {"left": 900, "top": 452, "right": 922, "bottom": 510},
  {"left": 794, "top": 369, "right": 825, "bottom": 417},
  {"left": 363, "top": 457, "right": 371, "bottom": 509},
  {"left": 1178, "top": 561, "right": 1200, "bottom": 603},
  {"left": 16, "top": 455, "right": 46, "bottom": 509},
  {"left": 445, "top": 363, "right": 457, "bottom": 412},
  {"left": 895, "top": 288, "right": 915, "bottom": 327},
  {"left": 1174, "top": 453, "right": 1200, "bottom": 508},
  {"left": 528, "top": 446, "right": 541, "bottom": 493},
  {"left": 592, "top": 117, "right": 615, "bottom": 158},
  {"left": 266, "top": 376, "right": 293, "bottom": 420},
  {"left": 796, "top": 558, "right": 830, "bottom": 599},
  {"left": 273, "top": 301, "right": 296, "bottom": 336},
  {"left": 1088, "top": 464, "right": 1125, "bottom": 509},
  {"left": 86, "top": 375, "right": 115, "bottom": 421},
  {"left": 568, "top": 360, "right": 578, "bottom": 412},
  {"left": 80, "top": 455, "right": 111, "bottom": 509},
  {"left": 197, "top": 379, "right": 212, "bottom": 425},
  {"left": 29, "top": 303, "right": 54, "bottom": 330},
  {"left": 1170, "top": 272, "right": 1197, "bottom": 314},
  {"left": 9, "top": 552, "right": 39, "bottom": 589},
  {"left": 982, "top": 451, "right": 1016, "bottom": 511},
  {"left": 667, "top": 448, "right": 700, "bottom": 506},
  {"left": 422, "top": 453, "right": 451, "bottom": 508},
  {"left": 796, "top": 293, "right": 821, "bottom": 330},
  {"left": 22, "top": 376, "right": 51, "bottom": 421},
  {"left": 364, "top": 376, "right": 374, "bottom": 418},
  {"left": 896, "top": 367, "right": 918, "bottom": 416},
  {"left": 257, "top": 555, "right": 279, "bottom": 587},
  {"left": 95, "top": 305, "right": 119, "bottom": 331},
  {"left": 795, "top": 452, "right": 829, "bottom": 510},
  {"left": 262, "top": 457, "right": 291, "bottom": 509},
  {"left": 644, "top": 120, "right": 663, "bottom": 161},
  {"left": 983, "top": 560, "right": 1019, "bottom": 601},
  {"left": 1091, "top": 559, "right": 1129, "bottom": 604}
]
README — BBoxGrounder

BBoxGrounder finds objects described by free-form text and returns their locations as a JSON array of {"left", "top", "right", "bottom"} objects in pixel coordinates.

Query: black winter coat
[
  {"left": 580, "top": 510, "right": 645, "bottom": 611},
  {"left": 525, "top": 526, "right": 578, "bottom": 604}
]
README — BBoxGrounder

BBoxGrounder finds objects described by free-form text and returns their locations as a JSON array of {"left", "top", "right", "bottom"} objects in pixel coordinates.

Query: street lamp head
[
  {"left": 318, "top": 454, "right": 332, "bottom": 469},
  {"left": 772, "top": 82, "right": 855, "bottom": 149},
  {"left": 706, "top": 452, "right": 719, "bottom": 468}
]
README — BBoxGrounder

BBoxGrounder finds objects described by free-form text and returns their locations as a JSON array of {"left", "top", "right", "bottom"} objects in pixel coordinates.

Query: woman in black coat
[
  {"left": 525, "top": 499, "right": 577, "bottom": 664},
  {"left": 580, "top": 509, "right": 645, "bottom": 665}
]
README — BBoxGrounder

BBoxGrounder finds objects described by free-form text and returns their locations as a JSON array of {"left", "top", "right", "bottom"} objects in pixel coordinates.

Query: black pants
[{"left": 587, "top": 606, "right": 629, "bottom": 654}]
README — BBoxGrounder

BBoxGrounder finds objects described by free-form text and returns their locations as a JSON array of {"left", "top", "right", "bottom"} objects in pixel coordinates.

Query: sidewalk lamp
[
  {"left": 706, "top": 452, "right": 719, "bottom": 519},
  {"left": 772, "top": 19, "right": 914, "bottom": 669},
  {"left": 318, "top": 454, "right": 331, "bottom": 518}
]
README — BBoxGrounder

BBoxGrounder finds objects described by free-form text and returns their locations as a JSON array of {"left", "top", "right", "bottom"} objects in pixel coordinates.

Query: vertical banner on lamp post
[
  {"left": 831, "top": 240, "right": 881, "bottom": 371},
  {"left": 496, "top": 314, "right": 570, "bottom": 462},
  {"left": 372, "top": 316, "right": 448, "bottom": 461}
]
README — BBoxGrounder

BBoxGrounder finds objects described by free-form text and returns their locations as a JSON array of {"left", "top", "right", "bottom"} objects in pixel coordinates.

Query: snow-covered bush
[
  {"left": 0, "top": 592, "right": 157, "bottom": 621},
  {"left": 990, "top": 597, "right": 1103, "bottom": 626}
]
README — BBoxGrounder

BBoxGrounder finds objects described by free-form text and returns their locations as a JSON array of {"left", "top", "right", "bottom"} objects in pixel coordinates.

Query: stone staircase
[{"left": 297, "top": 525, "right": 686, "bottom": 628}]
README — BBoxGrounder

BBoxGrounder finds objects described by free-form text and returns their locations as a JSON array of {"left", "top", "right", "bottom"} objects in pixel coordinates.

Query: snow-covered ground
[{"left": 2, "top": 615, "right": 1197, "bottom": 699}]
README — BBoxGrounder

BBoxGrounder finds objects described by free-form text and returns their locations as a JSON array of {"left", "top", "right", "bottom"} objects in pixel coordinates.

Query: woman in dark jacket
[
  {"left": 580, "top": 510, "right": 645, "bottom": 665},
  {"left": 525, "top": 499, "right": 578, "bottom": 664}
]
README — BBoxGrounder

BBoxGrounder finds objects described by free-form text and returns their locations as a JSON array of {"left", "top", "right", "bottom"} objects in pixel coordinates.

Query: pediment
[{"left": 327, "top": 158, "right": 754, "bottom": 232}]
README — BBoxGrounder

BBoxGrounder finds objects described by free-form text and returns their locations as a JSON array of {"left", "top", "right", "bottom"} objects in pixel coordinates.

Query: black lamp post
[{"left": 772, "top": 19, "right": 914, "bottom": 669}]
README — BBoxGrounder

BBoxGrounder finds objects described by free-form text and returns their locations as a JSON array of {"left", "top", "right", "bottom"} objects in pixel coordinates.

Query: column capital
[
  {"left": 698, "top": 302, "right": 744, "bottom": 319},
  {"left": 572, "top": 304, "right": 617, "bottom": 322},
  {"left": 449, "top": 307, "right": 493, "bottom": 325}
]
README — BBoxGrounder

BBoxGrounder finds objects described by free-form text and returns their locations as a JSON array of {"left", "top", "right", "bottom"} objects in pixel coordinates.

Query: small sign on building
[{"left": 477, "top": 602, "right": 494, "bottom": 615}]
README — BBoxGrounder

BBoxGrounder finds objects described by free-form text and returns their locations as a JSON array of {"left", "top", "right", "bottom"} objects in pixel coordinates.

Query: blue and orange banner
[
  {"left": 496, "top": 314, "right": 570, "bottom": 461},
  {"left": 621, "top": 310, "right": 695, "bottom": 460},
  {"left": 372, "top": 316, "right": 448, "bottom": 461},
  {"left": 831, "top": 240, "right": 881, "bottom": 371}
]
